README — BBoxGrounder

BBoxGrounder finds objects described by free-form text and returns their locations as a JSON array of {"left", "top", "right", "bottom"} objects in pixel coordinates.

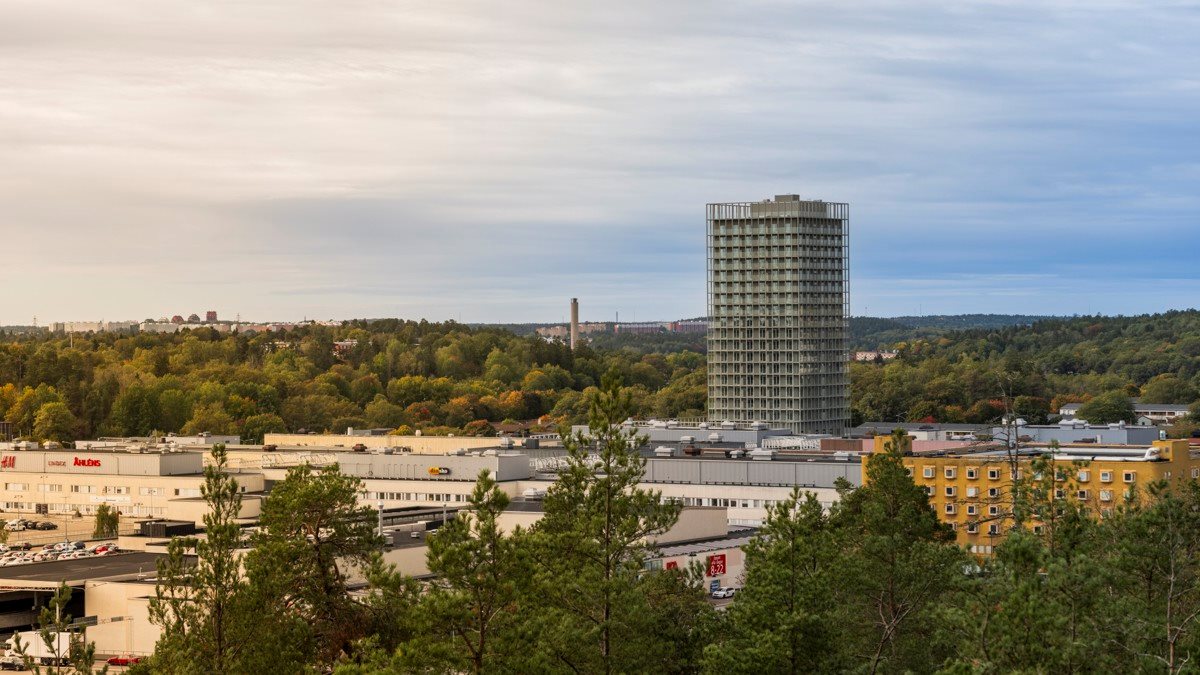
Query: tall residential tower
[{"left": 706, "top": 195, "right": 850, "bottom": 435}]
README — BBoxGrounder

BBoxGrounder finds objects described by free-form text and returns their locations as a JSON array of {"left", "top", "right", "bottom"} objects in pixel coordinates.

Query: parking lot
[{"left": 0, "top": 514, "right": 136, "bottom": 547}]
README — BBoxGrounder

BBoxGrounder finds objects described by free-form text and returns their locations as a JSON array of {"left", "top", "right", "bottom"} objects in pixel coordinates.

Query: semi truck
[{"left": 4, "top": 630, "right": 72, "bottom": 666}]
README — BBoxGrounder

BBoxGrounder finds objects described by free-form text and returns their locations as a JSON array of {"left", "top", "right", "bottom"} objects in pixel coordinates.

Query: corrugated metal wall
[{"left": 644, "top": 459, "right": 860, "bottom": 488}]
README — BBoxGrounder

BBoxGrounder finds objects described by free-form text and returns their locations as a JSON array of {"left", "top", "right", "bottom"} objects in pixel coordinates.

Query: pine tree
[
  {"left": 407, "top": 469, "right": 530, "bottom": 673},
  {"left": 243, "top": 462, "right": 384, "bottom": 668},
  {"left": 525, "top": 371, "right": 697, "bottom": 674},
  {"left": 149, "top": 444, "right": 255, "bottom": 674},
  {"left": 834, "top": 434, "right": 965, "bottom": 673},
  {"left": 704, "top": 488, "right": 843, "bottom": 674}
]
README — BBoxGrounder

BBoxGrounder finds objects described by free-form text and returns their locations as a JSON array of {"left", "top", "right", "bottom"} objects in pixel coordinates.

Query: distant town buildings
[
  {"left": 50, "top": 320, "right": 139, "bottom": 334},
  {"left": 707, "top": 195, "right": 851, "bottom": 435},
  {"left": 853, "top": 350, "right": 898, "bottom": 362}
]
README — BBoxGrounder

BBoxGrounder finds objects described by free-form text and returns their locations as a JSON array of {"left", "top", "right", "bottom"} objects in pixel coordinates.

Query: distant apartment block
[
  {"left": 615, "top": 322, "right": 669, "bottom": 335},
  {"left": 51, "top": 320, "right": 139, "bottom": 334},
  {"left": 853, "top": 350, "right": 898, "bottom": 362},
  {"left": 707, "top": 195, "right": 850, "bottom": 435}
]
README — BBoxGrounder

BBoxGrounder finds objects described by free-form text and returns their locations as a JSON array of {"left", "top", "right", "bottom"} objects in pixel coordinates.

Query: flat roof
[{"left": 0, "top": 552, "right": 173, "bottom": 589}]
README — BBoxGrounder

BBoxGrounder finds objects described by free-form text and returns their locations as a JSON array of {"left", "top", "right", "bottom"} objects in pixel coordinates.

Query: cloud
[{"left": 0, "top": 0, "right": 1197, "bottom": 323}]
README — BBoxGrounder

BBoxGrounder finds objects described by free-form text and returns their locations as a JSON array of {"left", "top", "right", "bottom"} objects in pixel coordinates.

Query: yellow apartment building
[{"left": 871, "top": 436, "right": 1199, "bottom": 555}]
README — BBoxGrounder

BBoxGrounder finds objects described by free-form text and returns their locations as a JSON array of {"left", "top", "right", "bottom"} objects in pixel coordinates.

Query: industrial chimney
[{"left": 570, "top": 298, "right": 580, "bottom": 351}]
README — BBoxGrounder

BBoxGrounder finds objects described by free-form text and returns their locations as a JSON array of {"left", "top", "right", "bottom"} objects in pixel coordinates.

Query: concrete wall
[{"left": 84, "top": 581, "right": 158, "bottom": 657}]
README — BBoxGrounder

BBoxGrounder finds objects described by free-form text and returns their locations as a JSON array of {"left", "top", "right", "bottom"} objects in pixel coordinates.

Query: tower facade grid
[{"left": 706, "top": 195, "right": 850, "bottom": 435}]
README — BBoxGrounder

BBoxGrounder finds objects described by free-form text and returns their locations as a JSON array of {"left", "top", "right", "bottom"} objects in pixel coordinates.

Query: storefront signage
[
  {"left": 427, "top": 467, "right": 451, "bottom": 476},
  {"left": 706, "top": 553, "right": 726, "bottom": 577},
  {"left": 73, "top": 457, "right": 102, "bottom": 467},
  {"left": 665, "top": 560, "right": 678, "bottom": 571},
  {"left": 0, "top": 456, "right": 14, "bottom": 469},
  {"left": 47, "top": 460, "right": 66, "bottom": 467}
]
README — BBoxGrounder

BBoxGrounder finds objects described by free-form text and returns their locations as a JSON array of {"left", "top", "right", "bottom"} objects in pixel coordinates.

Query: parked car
[
  {"left": 105, "top": 655, "right": 143, "bottom": 666},
  {"left": 35, "top": 522, "right": 58, "bottom": 530},
  {"left": 0, "top": 655, "right": 24, "bottom": 671},
  {"left": 710, "top": 587, "right": 737, "bottom": 599}
]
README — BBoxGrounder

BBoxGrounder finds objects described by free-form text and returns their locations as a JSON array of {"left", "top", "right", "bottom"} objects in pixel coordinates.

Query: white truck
[{"left": 5, "top": 630, "right": 72, "bottom": 667}]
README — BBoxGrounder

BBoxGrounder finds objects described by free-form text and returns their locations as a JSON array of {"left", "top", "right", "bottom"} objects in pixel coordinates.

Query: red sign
[
  {"left": 706, "top": 554, "right": 726, "bottom": 577},
  {"left": 665, "top": 560, "right": 678, "bottom": 571},
  {"left": 0, "top": 456, "right": 14, "bottom": 469},
  {"left": 73, "top": 457, "right": 101, "bottom": 467}
]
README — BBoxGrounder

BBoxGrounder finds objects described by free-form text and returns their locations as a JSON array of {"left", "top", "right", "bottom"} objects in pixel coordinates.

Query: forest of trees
[
  {"left": 0, "top": 320, "right": 707, "bottom": 444},
  {"left": 5, "top": 310, "right": 1200, "bottom": 446},
  {"left": 851, "top": 311, "right": 1200, "bottom": 432}
]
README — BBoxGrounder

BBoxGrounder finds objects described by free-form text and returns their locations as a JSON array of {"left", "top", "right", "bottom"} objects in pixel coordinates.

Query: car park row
[{"left": 0, "top": 541, "right": 120, "bottom": 566}]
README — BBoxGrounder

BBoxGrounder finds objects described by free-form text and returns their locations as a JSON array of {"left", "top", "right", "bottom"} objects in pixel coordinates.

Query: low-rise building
[
  {"left": 1059, "top": 402, "right": 1192, "bottom": 425},
  {"left": 0, "top": 448, "right": 262, "bottom": 521},
  {"left": 992, "top": 420, "right": 1162, "bottom": 446}
]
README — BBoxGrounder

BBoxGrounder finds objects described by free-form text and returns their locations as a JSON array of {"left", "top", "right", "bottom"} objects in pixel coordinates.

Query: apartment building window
[
  {"left": 1077, "top": 489, "right": 1089, "bottom": 501},
  {"left": 924, "top": 486, "right": 934, "bottom": 496},
  {"left": 4, "top": 483, "right": 27, "bottom": 491},
  {"left": 988, "top": 469, "right": 1000, "bottom": 480},
  {"left": 36, "top": 484, "right": 62, "bottom": 493},
  {"left": 988, "top": 487, "right": 1000, "bottom": 498},
  {"left": 967, "top": 505, "right": 978, "bottom": 516},
  {"left": 966, "top": 468, "right": 978, "bottom": 480},
  {"left": 1033, "top": 525, "right": 1044, "bottom": 535},
  {"left": 967, "top": 487, "right": 979, "bottom": 498},
  {"left": 1100, "top": 490, "right": 1113, "bottom": 502},
  {"left": 945, "top": 503, "right": 957, "bottom": 515},
  {"left": 1101, "top": 471, "right": 1113, "bottom": 483},
  {"left": 1055, "top": 489, "right": 1065, "bottom": 500},
  {"left": 922, "top": 467, "right": 935, "bottom": 479},
  {"left": 944, "top": 486, "right": 957, "bottom": 497},
  {"left": 988, "top": 524, "right": 1000, "bottom": 535},
  {"left": 944, "top": 467, "right": 957, "bottom": 479},
  {"left": 1077, "top": 470, "right": 1090, "bottom": 483},
  {"left": 70, "top": 485, "right": 97, "bottom": 494},
  {"left": 1123, "top": 471, "right": 1136, "bottom": 483},
  {"left": 966, "top": 523, "right": 979, "bottom": 534},
  {"left": 905, "top": 467, "right": 913, "bottom": 477},
  {"left": 988, "top": 505, "right": 1000, "bottom": 516},
  {"left": 948, "top": 522, "right": 957, "bottom": 531}
]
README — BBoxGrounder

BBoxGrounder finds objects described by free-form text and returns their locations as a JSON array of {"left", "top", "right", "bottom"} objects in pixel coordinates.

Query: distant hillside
[
  {"left": 851, "top": 310, "right": 1200, "bottom": 426},
  {"left": 851, "top": 314, "right": 1059, "bottom": 350},
  {"left": 887, "top": 314, "right": 1057, "bottom": 331}
]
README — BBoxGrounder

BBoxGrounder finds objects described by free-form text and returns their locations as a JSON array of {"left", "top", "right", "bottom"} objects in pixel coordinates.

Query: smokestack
[{"left": 570, "top": 298, "right": 580, "bottom": 351}]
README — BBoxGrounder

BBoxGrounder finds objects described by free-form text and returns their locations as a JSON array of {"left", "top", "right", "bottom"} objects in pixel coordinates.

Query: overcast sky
[{"left": 3, "top": 1, "right": 1198, "bottom": 325}]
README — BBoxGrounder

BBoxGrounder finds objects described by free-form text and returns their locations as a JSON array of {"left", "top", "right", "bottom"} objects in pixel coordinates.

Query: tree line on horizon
[
  {"left": 0, "top": 320, "right": 707, "bottom": 444},
  {"left": 4, "top": 310, "right": 1200, "bottom": 446},
  {"left": 852, "top": 310, "right": 1200, "bottom": 434}
]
